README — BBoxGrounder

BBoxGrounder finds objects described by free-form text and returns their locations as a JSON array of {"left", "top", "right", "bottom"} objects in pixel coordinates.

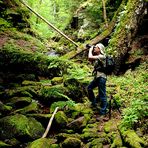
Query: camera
[{"left": 86, "top": 44, "right": 92, "bottom": 49}]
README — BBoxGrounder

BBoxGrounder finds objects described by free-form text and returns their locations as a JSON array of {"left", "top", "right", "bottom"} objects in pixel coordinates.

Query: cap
[{"left": 95, "top": 43, "right": 105, "bottom": 55}]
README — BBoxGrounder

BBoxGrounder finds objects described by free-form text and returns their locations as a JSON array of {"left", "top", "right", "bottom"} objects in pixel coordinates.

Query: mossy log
[{"left": 108, "top": 0, "right": 147, "bottom": 74}]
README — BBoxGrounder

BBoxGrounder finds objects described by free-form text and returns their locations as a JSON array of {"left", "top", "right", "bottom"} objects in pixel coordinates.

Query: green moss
[
  {"left": 104, "top": 119, "right": 119, "bottom": 133},
  {"left": 64, "top": 78, "right": 85, "bottom": 102},
  {"left": 50, "top": 101, "right": 75, "bottom": 113},
  {"left": 0, "top": 141, "right": 11, "bottom": 147},
  {"left": 111, "top": 133, "right": 123, "bottom": 148},
  {"left": 39, "top": 85, "right": 70, "bottom": 104},
  {"left": 89, "top": 138, "right": 103, "bottom": 148},
  {"left": 62, "top": 137, "right": 82, "bottom": 148},
  {"left": 121, "top": 129, "right": 145, "bottom": 148},
  {"left": 71, "top": 103, "right": 93, "bottom": 119},
  {"left": 81, "top": 131, "right": 99, "bottom": 140},
  {"left": 57, "top": 133, "right": 81, "bottom": 142},
  {"left": 51, "top": 77, "right": 63, "bottom": 85},
  {"left": 13, "top": 102, "right": 39, "bottom": 114},
  {"left": 22, "top": 80, "right": 42, "bottom": 86},
  {"left": 0, "top": 103, "right": 12, "bottom": 113},
  {"left": 0, "top": 18, "right": 11, "bottom": 28},
  {"left": 5, "top": 88, "right": 32, "bottom": 98},
  {"left": 27, "top": 138, "right": 57, "bottom": 148}
]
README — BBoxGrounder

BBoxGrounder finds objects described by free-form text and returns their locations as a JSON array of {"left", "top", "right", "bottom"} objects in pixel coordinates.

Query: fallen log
[{"left": 64, "top": 0, "right": 127, "bottom": 59}]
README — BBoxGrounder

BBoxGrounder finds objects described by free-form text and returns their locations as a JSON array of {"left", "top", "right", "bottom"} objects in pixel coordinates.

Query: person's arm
[{"left": 88, "top": 47, "right": 105, "bottom": 60}]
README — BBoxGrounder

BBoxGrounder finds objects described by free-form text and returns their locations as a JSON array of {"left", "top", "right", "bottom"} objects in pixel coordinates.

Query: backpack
[{"left": 93, "top": 56, "right": 115, "bottom": 75}]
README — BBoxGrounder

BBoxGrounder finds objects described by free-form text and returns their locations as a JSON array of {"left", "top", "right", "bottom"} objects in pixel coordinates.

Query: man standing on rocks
[{"left": 87, "top": 43, "right": 107, "bottom": 116}]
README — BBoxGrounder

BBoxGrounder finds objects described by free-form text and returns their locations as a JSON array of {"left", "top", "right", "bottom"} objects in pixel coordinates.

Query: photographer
[{"left": 87, "top": 43, "right": 107, "bottom": 116}]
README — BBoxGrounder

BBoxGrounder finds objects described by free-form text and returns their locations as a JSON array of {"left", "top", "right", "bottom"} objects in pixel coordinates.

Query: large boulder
[{"left": 0, "top": 114, "right": 44, "bottom": 141}]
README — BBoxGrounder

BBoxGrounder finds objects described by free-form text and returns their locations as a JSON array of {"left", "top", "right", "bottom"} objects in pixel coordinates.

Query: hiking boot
[{"left": 96, "top": 115, "right": 109, "bottom": 122}]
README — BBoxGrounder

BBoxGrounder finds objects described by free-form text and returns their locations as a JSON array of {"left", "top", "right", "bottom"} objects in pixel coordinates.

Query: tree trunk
[
  {"left": 108, "top": 0, "right": 147, "bottom": 74},
  {"left": 102, "top": 0, "right": 108, "bottom": 27}
]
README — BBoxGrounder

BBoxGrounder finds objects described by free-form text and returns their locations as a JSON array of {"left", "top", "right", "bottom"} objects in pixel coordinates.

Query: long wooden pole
[
  {"left": 19, "top": 0, "right": 79, "bottom": 47},
  {"left": 42, "top": 107, "right": 59, "bottom": 138}
]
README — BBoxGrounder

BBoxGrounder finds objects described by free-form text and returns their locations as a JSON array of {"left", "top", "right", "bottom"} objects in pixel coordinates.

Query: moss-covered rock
[
  {"left": 51, "top": 77, "right": 63, "bottom": 85},
  {"left": 81, "top": 131, "right": 99, "bottom": 141},
  {"left": 120, "top": 129, "right": 145, "bottom": 148},
  {"left": 39, "top": 85, "right": 70, "bottom": 105},
  {"left": 27, "top": 138, "right": 58, "bottom": 148},
  {"left": 72, "top": 103, "right": 93, "bottom": 119},
  {"left": 56, "top": 133, "right": 81, "bottom": 143},
  {"left": 55, "top": 111, "right": 68, "bottom": 128},
  {"left": 0, "top": 114, "right": 44, "bottom": 141},
  {"left": 62, "top": 137, "right": 82, "bottom": 148},
  {"left": 5, "top": 96, "right": 32, "bottom": 108},
  {"left": 111, "top": 132, "right": 123, "bottom": 148},
  {"left": 67, "top": 116, "right": 87, "bottom": 132},
  {"left": 50, "top": 101, "right": 76, "bottom": 114},
  {"left": 22, "top": 80, "right": 42, "bottom": 86},
  {"left": 64, "top": 78, "right": 85, "bottom": 102},
  {"left": 4, "top": 87, "right": 33, "bottom": 99},
  {"left": 104, "top": 119, "right": 119, "bottom": 133},
  {"left": 89, "top": 138, "right": 103, "bottom": 148}
]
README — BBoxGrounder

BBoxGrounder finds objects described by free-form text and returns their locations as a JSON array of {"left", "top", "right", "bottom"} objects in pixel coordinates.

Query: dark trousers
[{"left": 87, "top": 77, "right": 107, "bottom": 115}]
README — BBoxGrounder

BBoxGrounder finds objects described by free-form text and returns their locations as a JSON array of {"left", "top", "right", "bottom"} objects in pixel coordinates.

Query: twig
[{"left": 42, "top": 107, "right": 59, "bottom": 138}]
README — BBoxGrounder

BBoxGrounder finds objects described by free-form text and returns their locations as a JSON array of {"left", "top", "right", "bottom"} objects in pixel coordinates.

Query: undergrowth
[{"left": 108, "top": 62, "right": 148, "bottom": 129}]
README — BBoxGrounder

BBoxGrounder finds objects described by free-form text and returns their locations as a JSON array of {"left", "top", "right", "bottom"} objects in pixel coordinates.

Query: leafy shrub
[{"left": 120, "top": 98, "right": 147, "bottom": 129}]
